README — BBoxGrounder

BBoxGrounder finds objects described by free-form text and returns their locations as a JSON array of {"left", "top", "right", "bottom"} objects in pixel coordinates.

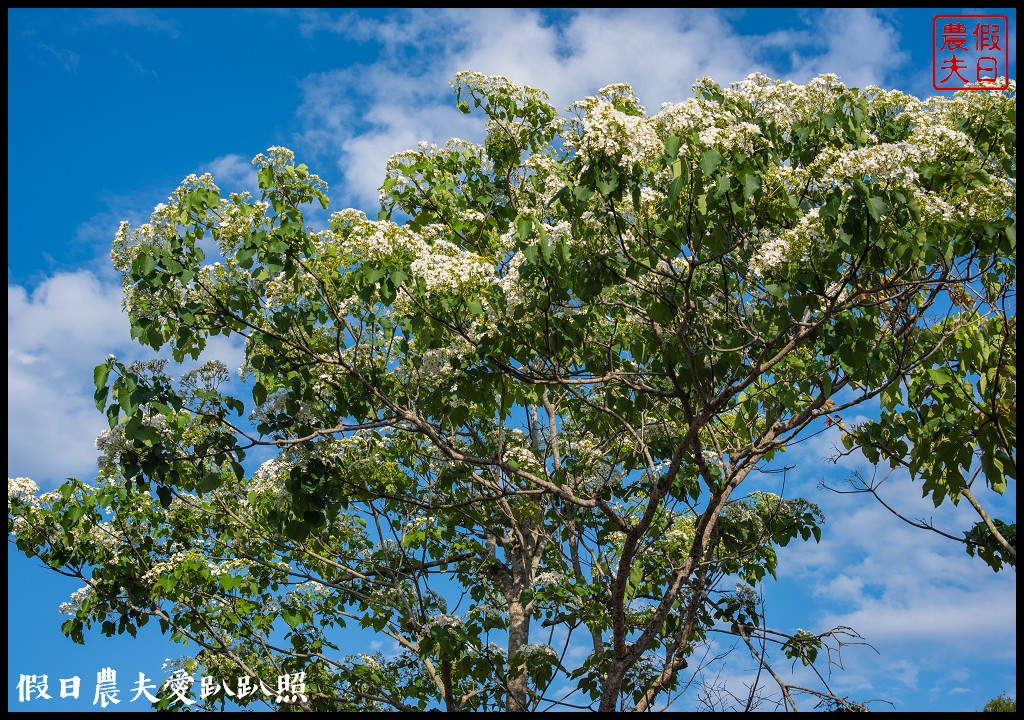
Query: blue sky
[{"left": 7, "top": 8, "right": 1016, "bottom": 712}]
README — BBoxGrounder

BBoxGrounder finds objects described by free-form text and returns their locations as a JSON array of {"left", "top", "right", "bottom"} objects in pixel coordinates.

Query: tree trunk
[
  {"left": 506, "top": 592, "right": 531, "bottom": 711},
  {"left": 598, "top": 662, "right": 628, "bottom": 712}
]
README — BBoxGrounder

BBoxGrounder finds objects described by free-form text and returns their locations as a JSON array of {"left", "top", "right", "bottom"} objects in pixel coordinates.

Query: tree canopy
[
  {"left": 8, "top": 71, "right": 1016, "bottom": 711},
  {"left": 984, "top": 692, "right": 1017, "bottom": 712}
]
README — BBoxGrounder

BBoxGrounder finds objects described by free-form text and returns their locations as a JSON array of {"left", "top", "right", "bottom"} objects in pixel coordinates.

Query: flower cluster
[
  {"left": 724, "top": 72, "right": 848, "bottom": 133},
  {"left": 59, "top": 585, "right": 95, "bottom": 615},
  {"left": 750, "top": 208, "right": 825, "bottom": 279},
  {"left": 517, "top": 643, "right": 557, "bottom": 659},
  {"left": 356, "top": 653, "right": 383, "bottom": 672},
  {"left": 291, "top": 580, "right": 332, "bottom": 598},
  {"left": 568, "top": 91, "right": 661, "bottom": 170},
  {"left": 819, "top": 142, "right": 924, "bottom": 187},
  {"left": 247, "top": 457, "right": 302, "bottom": 507},
  {"left": 663, "top": 516, "right": 696, "bottom": 546},
  {"left": 535, "top": 571, "right": 564, "bottom": 587},
  {"left": 698, "top": 121, "right": 763, "bottom": 155},
  {"left": 727, "top": 74, "right": 805, "bottom": 130},
  {"left": 325, "top": 209, "right": 495, "bottom": 300},
  {"left": 142, "top": 549, "right": 220, "bottom": 584},
  {"left": 470, "top": 604, "right": 503, "bottom": 622},
  {"left": 426, "top": 613, "right": 465, "bottom": 630},
  {"left": 382, "top": 138, "right": 494, "bottom": 208},
  {"left": 87, "top": 523, "right": 123, "bottom": 558},
  {"left": 504, "top": 445, "right": 541, "bottom": 471},
  {"left": 409, "top": 241, "right": 493, "bottom": 295},
  {"left": 214, "top": 196, "right": 271, "bottom": 251},
  {"left": 497, "top": 251, "right": 528, "bottom": 307},
  {"left": 654, "top": 97, "right": 714, "bottom": 137},
  {"left": 8, "top": 476, "right": 39, "bottom": 506},
  {"left": 96, "top": 416, "right": 172, "bottom": 477}
]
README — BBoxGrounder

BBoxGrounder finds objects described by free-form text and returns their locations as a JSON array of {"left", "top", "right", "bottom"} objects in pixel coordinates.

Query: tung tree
[{"left": 9, "top": 71, "right": 1015, "bottom": 711}]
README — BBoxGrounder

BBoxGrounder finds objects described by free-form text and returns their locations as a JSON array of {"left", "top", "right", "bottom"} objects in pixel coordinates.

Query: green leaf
[
  {"left": 866, "top": 196, "right": 887, "bottom": 222},
  {"left": 700, "top": 149, "right": 722, "bottom": 176},
  {"left": 93, "top": 362, "right": 111, "bottom": 391},
  {"left": 664, "top": 135, "right": 682, "bottom": 158},
  {"left": 516, "top": 218, "right": 533, "bottom": 241},
  {"left": 134, "top": 252, "right": 156, "bottom": 279},
  {"left": 668, "top": 176, "right": 685, "bottom": 203},
  {"left": 257, "top": 166, "right": 275, "bottom": 189},
  {"left": 253, "top": 381, "right": 267, "bottom": 406},
  {"left": 596, "top": 175, "right": 617, "bottom": 196},
  {"left": 743, "top": 174, "right": 761, "bottom": 201},
  {"left": 199, "top": 472, "right": 222, "bottom": 493},
  {"left": 156, "top": 486, "right": 172, "bottom": 508},
  {"left": 282, "top": 606, "right": 301, "bottom": 629}
]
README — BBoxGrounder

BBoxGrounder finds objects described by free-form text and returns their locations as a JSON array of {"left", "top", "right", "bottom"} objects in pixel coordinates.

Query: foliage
[
  {"left": 9, "top": 71, "right": 1016, "bottom": 711},
  {"left": 983, "top": 692, "right": 1017, "bottom": 712}
]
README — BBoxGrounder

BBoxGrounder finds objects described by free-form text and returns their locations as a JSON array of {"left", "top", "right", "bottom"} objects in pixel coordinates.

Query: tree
[
  {"left": 8, "top": 71, "right": 1015, "bottom": 712},
  {"left": 983, "top": 692, "right": 1017, "bottom": 712}
]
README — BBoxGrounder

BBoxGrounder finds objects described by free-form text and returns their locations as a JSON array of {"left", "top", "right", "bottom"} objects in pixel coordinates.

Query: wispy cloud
[
  {"left": 294, "top": 8, "right": 765, "bottom": 209},
  {"left": 763, "top": 458, "right": 1016, "bottom": 708},
  {"left": 110, "top": 48, "right": 159, "bottom": 78},
  {"left": 29, "top": 42, "right": 80, "bottom": 72},
  {"left": 77, "top": 8, "right": 180, "bottom": 37}
]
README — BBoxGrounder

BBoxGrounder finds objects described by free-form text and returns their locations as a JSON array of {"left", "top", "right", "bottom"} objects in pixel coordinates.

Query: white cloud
[
  {"left": 8, "top": 270, "right": 247, "bottom": 487},
  {"left": 8, "top": 271, "right": 134, "bottom": 485},
  {"left": 297, "top": 63, "right": 480, "bottom": 211},
  {"left": 885, "top": 659, "right": 920, "bottom": 689},
  {"left": 294, "top": 8, "right": 773, "bottom": 210},
  {"left": 780, "top": 8, "right": 908, "bottom": 88},
  {"left": 202, "top": 153, "right": 259, "bottom": 197},
  {"left": 735, "top": 392, "right": 1016, "bottom": 708},
  {"left": 7, "top": 144, "right": 258, "bottom": 488},
  {"left": 762, "top": 461, "right": 1016, "bottom": 708},
  {"left": 292, "top": 8, "right": 917, "bottom": 210}
]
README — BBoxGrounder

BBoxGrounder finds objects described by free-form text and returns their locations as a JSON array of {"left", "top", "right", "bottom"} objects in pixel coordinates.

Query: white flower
[
  {"left": 8, "top": 476, "right": 38, "bottom": 496},
  {"left": 567, "top": 92, "right": 661, "bottom": 170},
  {"left": 536, "top": 571, "right": 564, "bottom": 587},
  {"left": 358, "top": 654, "right": 383, "bottom": 671},
  {"left": 248, "top": 457, "right": 291, "bottom": 499},
  {"left": 471, "top": 604, "right": 503, "bottom": 621},
  {"left": 8, "top": 477, "right": 39, "bottom": 506},
  {"left": 750, "top": 208, "right": 824, "bottom": 279},
  {"left": 427, "top": 613, "right": 464, "bottom": 629},
  {"left": 518, "top": 643, "right": 557, "bottom": 659},
  {"left": 59, "top": 585, "right": 94, "bottom": 615}
]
